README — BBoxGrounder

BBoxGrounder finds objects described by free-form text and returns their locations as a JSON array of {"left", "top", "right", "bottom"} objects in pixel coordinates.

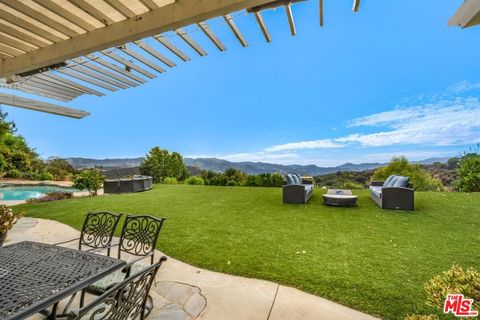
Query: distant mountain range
[{"left": 66, "top": 156, "right": 452, "bottom": 176}]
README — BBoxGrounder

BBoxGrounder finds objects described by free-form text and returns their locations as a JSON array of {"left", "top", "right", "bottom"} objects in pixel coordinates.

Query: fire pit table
[{"left": 323, "top": 189, "right": 358, "bottom": 207}]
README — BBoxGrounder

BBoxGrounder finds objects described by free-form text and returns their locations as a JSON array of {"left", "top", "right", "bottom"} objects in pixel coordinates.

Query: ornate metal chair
[
  {"left": 67, "top": 258, "right": 167, "bottom": 320},
  {"left": 86, "top": 215, "right": 166, "bottom": 296},
  {"left": 55, "top": 211, "right": 123, "bottom": 256}
]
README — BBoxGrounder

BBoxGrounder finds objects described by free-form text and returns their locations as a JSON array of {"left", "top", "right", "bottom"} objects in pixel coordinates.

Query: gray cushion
[
  {"left": 286, "top": 174, "right": 295, "bottom": 185},
  {"left": 88, "top": 262, "right": 148, "bottom": 295},
  {"left": 292, "top": 174, "right": 301, "bottom": 184},
  {"left": 386, "top": 176, "right": 399, "bottom": 187},
  {"left": 370, "top": 186, "right": 382, "bottom": 198},
  {"left": 383, "top": 175, "right": 396, "bottom": 187},
  {"left": 295, "top": 174, "right": 303, "bottom": 183},
  {"left": 393, "top": 176, "right": 409, "bottom": 188}
]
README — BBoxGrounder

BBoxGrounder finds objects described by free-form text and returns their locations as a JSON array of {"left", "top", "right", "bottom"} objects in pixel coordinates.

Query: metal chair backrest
[
  {"left": 118, "top": 215, "right": 165, "bottom": 264},
  {"left": 67, "top": 259, "right": 165, "bottom": 320},
  {"left": 79, "top": 211, "right": 123, "bottom": 256}
]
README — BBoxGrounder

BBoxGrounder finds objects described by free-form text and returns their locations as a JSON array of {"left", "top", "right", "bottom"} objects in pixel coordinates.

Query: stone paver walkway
[{"left": 5, "top": 218, "right": 378, "bottom": 320}]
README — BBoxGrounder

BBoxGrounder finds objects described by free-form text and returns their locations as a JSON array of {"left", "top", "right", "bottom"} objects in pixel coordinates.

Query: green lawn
[{"left": 15, "top": 185, "right": 480, "bottom": 319}]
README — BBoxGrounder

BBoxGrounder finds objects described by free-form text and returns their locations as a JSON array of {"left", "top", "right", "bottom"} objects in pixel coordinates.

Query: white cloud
[
  {"left": 264, "top": 139, "right": 344, "bottom": 152},
  {"left": 448, "top": 80, "right": 480, "bottom": 93},
  {"left": 339, "top": 97, "right": 480, "bottom": 147}
]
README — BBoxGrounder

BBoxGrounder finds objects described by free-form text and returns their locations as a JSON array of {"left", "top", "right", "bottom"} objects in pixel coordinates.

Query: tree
[
  {"left": 454, "top": 153, "right": 480, "bottom": 192},
  {"left": 140, "top": 147, "right": 189, "bottom": 183},
  {"left": 167, "top": 152, "right": 189, "bottom": 181},
  {"left": 46, "top": 157, "right": 76, "bottom": 180},
  {"left": 73, "top": 169, "right": 104, "bottom": 196},
  {"left": 371, "top": 157, "right": 443, "bottom": 191}
]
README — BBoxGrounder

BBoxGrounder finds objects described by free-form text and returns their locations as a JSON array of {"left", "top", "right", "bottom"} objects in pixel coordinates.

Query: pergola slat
[
  {"left": 0, "top": 22, "right": 50, "bottom": 47},
  {"left": 0, "top": 34, "right": 38, "bottom": 52},
  {"left": 14, "top": 83, "right": 73, "bottom": 102},
  {"left": 353, "top": 0, "right": 361, "bottom": 12},
  {"left": 1, "top": 0, "right": 78, "bottom": 38},
  {"left": 0, "top": 93, "right": 89, "bottom": 118},
  {"left": 0, "top": 9, "right": 63, "bottom": 43},
  {"left": 224, "top": 14, "right": 248, "bottom": 47},
  {"left": 68, "top": 0, "right": 114, "bottom": 26},
  {"left": 254, "top": 11, "right": 271, "bottom": 43},
  {"left": 120, "top": 46, "right": 166, "bottom": 73},
  {"left": 319, "top": 0, "right": 324, "bottom": 26},
  {"left": 285, "top": 4, "right": 296, "bottom": 36},
  {"left": 197, "top": 22, "right": 226, "bottom": 51},
  {"left": 72, "top": 57, "right": 138, "bottom": 87},
  {"left": 134, "top": 40, "right": 176, "bottom": 68},
  {"left": 0, "top": 43, "right": 24, "bottom": 56},
  {"left": 138, "top": 0, "right": 159, "bottom": 10},
  {"left": 103, "top": 0, "right": 137, "bottom": 19},
  {"left": 175, "top": 28, "right": 207, "bottom": 56},
  {"left": 31, "top": 0, "right": 96, "bottom": 32},
  {"left": 69, "top": 64, "right": 130, "bottom": 89},
  {"left": 87, "top": 54, "right": 147, "bottom": 84},
  {"left": 29, "top": 76, "right": 85, "bottom": 96},
  {"left": 102, "top": 50, "right": 157, "bottom": 79},
  {"left": 39, "top": 73, "right": 104, "bottom": 96},
  {"left": 58, "top": 68, "right": 118, "bottom": 92},
  {"left": 154, "top": 35, "right": 191, "bottom": 62},
  {"left": 23, "top": 78, "right": 80, "bottom": 98}
]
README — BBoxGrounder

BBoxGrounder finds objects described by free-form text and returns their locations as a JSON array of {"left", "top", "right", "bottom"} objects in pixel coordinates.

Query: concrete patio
[{"left": 6, "top": 218, "right": 378, "bottom": 320}]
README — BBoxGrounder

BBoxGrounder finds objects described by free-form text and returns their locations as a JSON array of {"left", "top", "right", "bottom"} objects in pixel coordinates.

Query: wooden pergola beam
[
  {"left": 176, "top": 28, "right": 207, "bottom": 56},
  {"left": 0, "top": 93, "right": 89, "bottom": 118},
  {"left": 254, "top": 11, "right": 272, "bottom": 43},
  {"left": 197, "top": 22, "right": 227, "bottom": 51},
  {"left": 224, "top": 14, "right": 248, "bottom": 47},
  {"left": 0, "top": 0, "right": 274, "bottom": 77},
  {"left": 449, "top": 0, "right": 480, "bottom": 28}
]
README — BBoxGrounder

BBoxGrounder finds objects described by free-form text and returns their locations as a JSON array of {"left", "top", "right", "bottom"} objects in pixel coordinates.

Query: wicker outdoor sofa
[
  {"left": 369, "top": 175, "right": 414, "bottom": 211},
  {"left": 283, "top": 173, "right": 314, "bottom": 204}
]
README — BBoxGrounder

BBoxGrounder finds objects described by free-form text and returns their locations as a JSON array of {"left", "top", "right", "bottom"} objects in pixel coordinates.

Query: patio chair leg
[
  {"left": 144, "top": 295, "right": 154, "bottom": 318},
  {"left": 62, "top": 292, "right": 77, "bottom": 315},
  {"left": 47, "top": 302, "right": 59, "bottom": 320},
  {"left": 80, "top": 289, "right": 86, "bottom": 308}
]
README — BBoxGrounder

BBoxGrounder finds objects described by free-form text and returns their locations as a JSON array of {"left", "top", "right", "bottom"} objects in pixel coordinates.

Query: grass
[{"left": 15, "top": 185, "right": 480, "bottom": 319}]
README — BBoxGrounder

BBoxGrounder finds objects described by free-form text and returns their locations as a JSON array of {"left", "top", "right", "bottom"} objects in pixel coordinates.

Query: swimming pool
[{"left": 0, "top": 185, "right": 80, "bottom": 201}]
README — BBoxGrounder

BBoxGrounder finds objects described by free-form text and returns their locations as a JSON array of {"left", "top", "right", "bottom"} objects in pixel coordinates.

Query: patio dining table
[{"left": 0, "top": 241, "right": 126, "bottom": 320}]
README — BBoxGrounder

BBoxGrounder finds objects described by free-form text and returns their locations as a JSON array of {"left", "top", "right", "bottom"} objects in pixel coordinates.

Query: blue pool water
[{"left": 0, "top": 185, "right": 80, "bottom": 201}]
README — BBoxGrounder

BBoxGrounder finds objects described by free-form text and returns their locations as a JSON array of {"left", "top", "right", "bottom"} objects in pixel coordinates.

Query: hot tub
[{"left": 103, "top": 176, "right": 152, "bottom": 194}]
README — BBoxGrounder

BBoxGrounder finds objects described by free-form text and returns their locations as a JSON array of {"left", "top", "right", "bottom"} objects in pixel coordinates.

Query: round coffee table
[{"left": 323, "top": 189, "right": 358, "bottom": 207}]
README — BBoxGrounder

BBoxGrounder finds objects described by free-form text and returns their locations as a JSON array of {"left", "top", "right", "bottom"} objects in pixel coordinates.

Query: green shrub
[
  {"left": 454, "top": 154, "right": 480, "bottom": 192},
  {"left": 73, "top": 169, "right": 104, "bottom": 196},
  {"left": 343, "top": 181, "right": 364, "bottom": 190},
  {"left": 371, "top": 157, "right": 443, "bottom": 191},
  {"left": 38, "top": 172, "right": 54, "bottom": 181},
  {"left": 185, "top": 176, "right": 204, "bottom": 185},
  {"left": 424, "top": 264, "right": 480, "bottom": 312},
  {"left": 226, "top": 180, "right": 237, "bottom": 186},
  {"left": 5, "top": 169, "right": 21, "bottom": 179},
  {"left": 163, "top": 177, "right": 178, "bottom": 184}
]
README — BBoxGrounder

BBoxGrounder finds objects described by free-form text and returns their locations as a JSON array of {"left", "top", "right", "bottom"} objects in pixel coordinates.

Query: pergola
[
  {"left": 0, "top": 0, "right": 366, "bottom": 118},
  {"left": 0, "top": 0, "right": 473, "bottom": 119}
]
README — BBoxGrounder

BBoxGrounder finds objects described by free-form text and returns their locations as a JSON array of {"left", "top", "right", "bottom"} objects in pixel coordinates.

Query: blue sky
[{"left": 1, "top": 0, "right": 479, "bottom": 166}]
